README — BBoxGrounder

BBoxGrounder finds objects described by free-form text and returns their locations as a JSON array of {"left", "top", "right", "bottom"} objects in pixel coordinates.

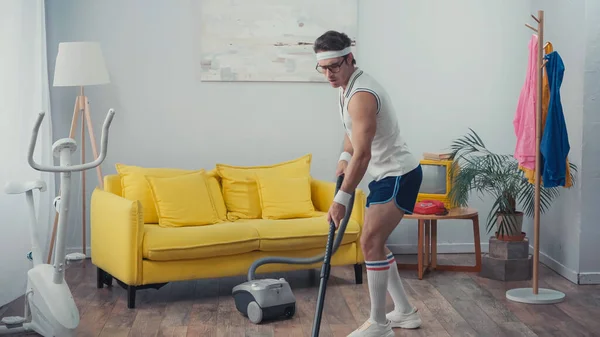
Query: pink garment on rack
[{"left": 513, "top": 34, "right": 538, "bottom": 170}]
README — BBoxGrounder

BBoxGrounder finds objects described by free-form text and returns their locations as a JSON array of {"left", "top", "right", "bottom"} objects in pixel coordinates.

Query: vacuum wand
[{"left": 311, "top": 174, "right": 353, "bottom": 337}]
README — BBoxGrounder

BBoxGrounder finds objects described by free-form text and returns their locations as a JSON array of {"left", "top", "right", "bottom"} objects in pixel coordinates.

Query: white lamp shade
[{"left": 53, "top": 41, "right": 110, "bottom": 87}]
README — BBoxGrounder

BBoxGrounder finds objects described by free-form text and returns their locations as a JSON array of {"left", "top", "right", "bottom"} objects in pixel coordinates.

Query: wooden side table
[{"left": 398, "top": 207, "right": 481, "bottom": 279}]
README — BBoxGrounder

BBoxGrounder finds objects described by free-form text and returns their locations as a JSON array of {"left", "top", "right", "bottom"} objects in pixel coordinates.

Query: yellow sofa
[{"left": 90, "top": 154, "right": 366, "bottom": 309}]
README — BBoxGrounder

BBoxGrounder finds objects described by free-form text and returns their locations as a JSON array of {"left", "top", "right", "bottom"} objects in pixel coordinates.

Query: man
[{"left": 314, "top": 30, "right": 423, "bottom": 336}]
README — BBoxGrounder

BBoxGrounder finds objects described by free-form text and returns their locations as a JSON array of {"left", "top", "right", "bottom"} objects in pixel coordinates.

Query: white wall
[
  {"left": 44, "top": 0, "right": 350, "bottom": 256},
  {"left": 43, "top": 0, "right": 597, "bottom": 282},
  {"left": 357, "top": 0, "right": 533, "bottom": 254},
  {"left": 578, "top": 0, "right": 600, "bottom": 284}
]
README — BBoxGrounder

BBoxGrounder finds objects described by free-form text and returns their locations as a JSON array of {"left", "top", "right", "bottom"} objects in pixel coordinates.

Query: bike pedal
[{"left": 1, "top": 316, "right": 26, "bottom": 325}]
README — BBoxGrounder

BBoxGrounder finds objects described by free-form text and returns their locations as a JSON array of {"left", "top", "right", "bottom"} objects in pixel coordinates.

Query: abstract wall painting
[{"left": 196, "top": 0, "right": 358, "bottom": 82}]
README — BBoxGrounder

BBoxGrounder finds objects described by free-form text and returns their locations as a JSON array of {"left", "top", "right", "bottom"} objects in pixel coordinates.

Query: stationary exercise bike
[{"left": 1, "top": 109, "right": 115, "bottom": 337}]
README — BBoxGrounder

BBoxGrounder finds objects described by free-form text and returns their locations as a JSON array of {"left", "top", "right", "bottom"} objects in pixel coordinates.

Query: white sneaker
[
  {"left": 386, "top": 307, "right": 422, "bottom": 329},
  {"left": 347, "top": 319, "right": 395, "bottom": 337}
]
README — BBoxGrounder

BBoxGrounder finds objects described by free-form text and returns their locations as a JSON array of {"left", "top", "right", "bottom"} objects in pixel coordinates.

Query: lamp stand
[{"left": 46, "top": 86, "right": 104, "bottom": 265}]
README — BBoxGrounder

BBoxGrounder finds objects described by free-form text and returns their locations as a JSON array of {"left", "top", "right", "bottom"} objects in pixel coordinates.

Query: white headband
[{"left": 315, "top": 46, "right": 352, "bottom": 61}]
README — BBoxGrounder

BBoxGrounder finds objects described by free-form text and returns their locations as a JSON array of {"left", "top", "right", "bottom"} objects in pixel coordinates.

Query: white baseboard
[
  {"left": 577, "top": 272, "right": 600, "bottom": 285},
  {"left": 389, "top": 242, "right": 600, "bottom": 285},
  {"left": 527, "top": 245, "right": 600, "bottom": 285},
  {"left": 529, "top": 246, "right": 579, "bottom": 284},
  {"left": 387, "top": 242, "right": 489, "bottom": 254},
  {"left": 0, "top": 304, "right": 9, "bottom": 317}
]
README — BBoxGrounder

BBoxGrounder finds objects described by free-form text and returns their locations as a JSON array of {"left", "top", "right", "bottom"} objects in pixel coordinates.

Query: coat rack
[{"left": 505, "top": 10, "right": 566, "bottom": 304}]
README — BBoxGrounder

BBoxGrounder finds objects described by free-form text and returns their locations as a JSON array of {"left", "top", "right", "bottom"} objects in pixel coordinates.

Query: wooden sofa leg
[
  {"left": 96, "top": 267, "right": 113, "bottom": 288},
  {"left": 115, "top": 278, "right": 167, "bottom": 309},
  {"left": 127, "top": 286, "right": 137, "bottom": 309},
  {"left": 354, "top": 264, "right": 363, "bottom": 284},
  {"left": 96, "top": 267, "right": 104, "bottom": 288}
]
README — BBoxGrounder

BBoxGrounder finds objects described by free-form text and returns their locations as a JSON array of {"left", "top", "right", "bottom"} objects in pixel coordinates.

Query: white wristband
[
  {"left": 339, "top": 151, "right": 352, "bottom": 163},
  {"left": 334, "top": 190, "right": 352, "bottom": 207}
]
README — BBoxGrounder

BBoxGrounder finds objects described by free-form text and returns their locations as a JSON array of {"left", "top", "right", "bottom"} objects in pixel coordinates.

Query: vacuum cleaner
[{"left": 232, "top": 173, "right": 355, "bottom": 337}]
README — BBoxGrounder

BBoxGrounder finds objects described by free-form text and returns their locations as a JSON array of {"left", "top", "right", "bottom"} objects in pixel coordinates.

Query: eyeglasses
[{"left": 315, "top": 56, "right": 348, "bottom": 74}]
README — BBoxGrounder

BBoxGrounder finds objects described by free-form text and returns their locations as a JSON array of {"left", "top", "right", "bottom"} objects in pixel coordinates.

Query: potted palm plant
[{"left": 447, "top": 128, "right": 577, "bottom": 241}]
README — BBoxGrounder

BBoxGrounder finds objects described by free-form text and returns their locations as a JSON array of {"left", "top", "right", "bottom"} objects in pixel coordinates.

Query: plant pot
[
  {"left": 495, "top": 212, "right": 524, "bottom": 241},
  {"left": 495, "top": 231, "right": 526, "bottom": 241}
]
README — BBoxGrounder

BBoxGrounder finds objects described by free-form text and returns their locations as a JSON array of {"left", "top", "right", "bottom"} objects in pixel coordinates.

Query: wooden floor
[{"left": 2, "top": 254, "right": 600, "bottom": 336}]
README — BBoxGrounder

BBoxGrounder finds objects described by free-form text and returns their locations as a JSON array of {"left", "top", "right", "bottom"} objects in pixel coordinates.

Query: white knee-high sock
[
  {"left": 386, "top": 252, "right": 412, "bottom": 314},
  {"left": 365, "top": 259, "right": 390, "bottom": 324}
]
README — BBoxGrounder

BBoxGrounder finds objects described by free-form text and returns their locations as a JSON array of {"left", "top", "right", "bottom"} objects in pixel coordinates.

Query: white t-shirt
[{"left": 339, "top": 67, "right": 419, "bottom": 181}]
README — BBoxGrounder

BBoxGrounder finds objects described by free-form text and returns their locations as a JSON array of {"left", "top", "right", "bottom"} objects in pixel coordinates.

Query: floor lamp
[{"left": 47, "top": 41, "right": 110, "bottom": 264}]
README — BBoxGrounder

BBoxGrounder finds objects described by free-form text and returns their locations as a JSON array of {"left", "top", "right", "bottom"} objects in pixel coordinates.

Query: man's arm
[
  {"left": 343, "top": 133, "right": 353, "bottom": 156},
  {"left": 340, "top": 92, "right": 377, "bottom": 195}
]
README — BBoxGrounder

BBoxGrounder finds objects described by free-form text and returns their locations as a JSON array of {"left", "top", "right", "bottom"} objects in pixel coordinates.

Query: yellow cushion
[
  {"left": 142, "top": 222, "right": 260, "bottom": 261},
  {"left": 145, "top": 171, "right": 221, "bottom": 227},
  {"left": 255, "top": 174, "right": 315, "bottom": 219},
  {"left": 216, "top": 154, "right": 312, "bottom": 220},
  {"left": 115, "top": 164, "right": 227, "bottom": 223},
  {"left": 202, "top": 169, "right": 228, "bottom": 222},
  {"left": 240, "top": 213, "right": 360, "bottom": 252},
  {"left": 219, "top": 178, "right": 261, "bottom": 220}
]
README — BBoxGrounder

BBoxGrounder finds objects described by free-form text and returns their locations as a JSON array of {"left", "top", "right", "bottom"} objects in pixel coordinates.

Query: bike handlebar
[{"left": 27, "top": 109, "right": 116, "bottom": 173}]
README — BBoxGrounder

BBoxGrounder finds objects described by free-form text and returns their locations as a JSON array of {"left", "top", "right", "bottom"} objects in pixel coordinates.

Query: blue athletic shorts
[{"left": 366, "top": 164, "right": 423, "bottom": 214}]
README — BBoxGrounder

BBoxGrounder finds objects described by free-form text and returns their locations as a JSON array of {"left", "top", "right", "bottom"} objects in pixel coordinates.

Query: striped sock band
[
  {"left": 366, "top": 258, "right": 393, "bottom": 271},
  {"left": 366, "top": 258, "right": 390, "bottom": 324},
  {"left": 386, "top": 252, "right": 412, "bottom": 314},
  {"left": 386, "top": 252, "right": 396, "bottom": 265}
]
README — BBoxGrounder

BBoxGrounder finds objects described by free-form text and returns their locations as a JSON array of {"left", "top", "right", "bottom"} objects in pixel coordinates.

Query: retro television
[{"left": 416, "top": 159, "right": 458, "bottom": 209}]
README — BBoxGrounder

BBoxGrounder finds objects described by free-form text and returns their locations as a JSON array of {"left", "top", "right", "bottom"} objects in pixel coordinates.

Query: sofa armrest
[
  {"left": 310, "top": 178, "right": 366, "bottom": 227},
  {"left": 90, "top": 188, "right": 144, "bottom": 285}
]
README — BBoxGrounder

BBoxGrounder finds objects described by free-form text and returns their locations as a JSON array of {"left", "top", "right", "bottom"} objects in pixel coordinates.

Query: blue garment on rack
[{"left": 540, "top": 51, "right": 570, "bottom": 188}]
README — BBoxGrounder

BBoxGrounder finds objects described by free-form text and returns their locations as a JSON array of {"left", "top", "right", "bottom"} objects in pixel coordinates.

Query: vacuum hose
[{"left": 246, "top": 174, "right": 355, "bottom": 281}]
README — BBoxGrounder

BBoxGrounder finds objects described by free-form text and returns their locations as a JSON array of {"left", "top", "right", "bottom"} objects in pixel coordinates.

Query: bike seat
[{"left": 4, "top": 180, "right": 47, "bottom": 194}]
